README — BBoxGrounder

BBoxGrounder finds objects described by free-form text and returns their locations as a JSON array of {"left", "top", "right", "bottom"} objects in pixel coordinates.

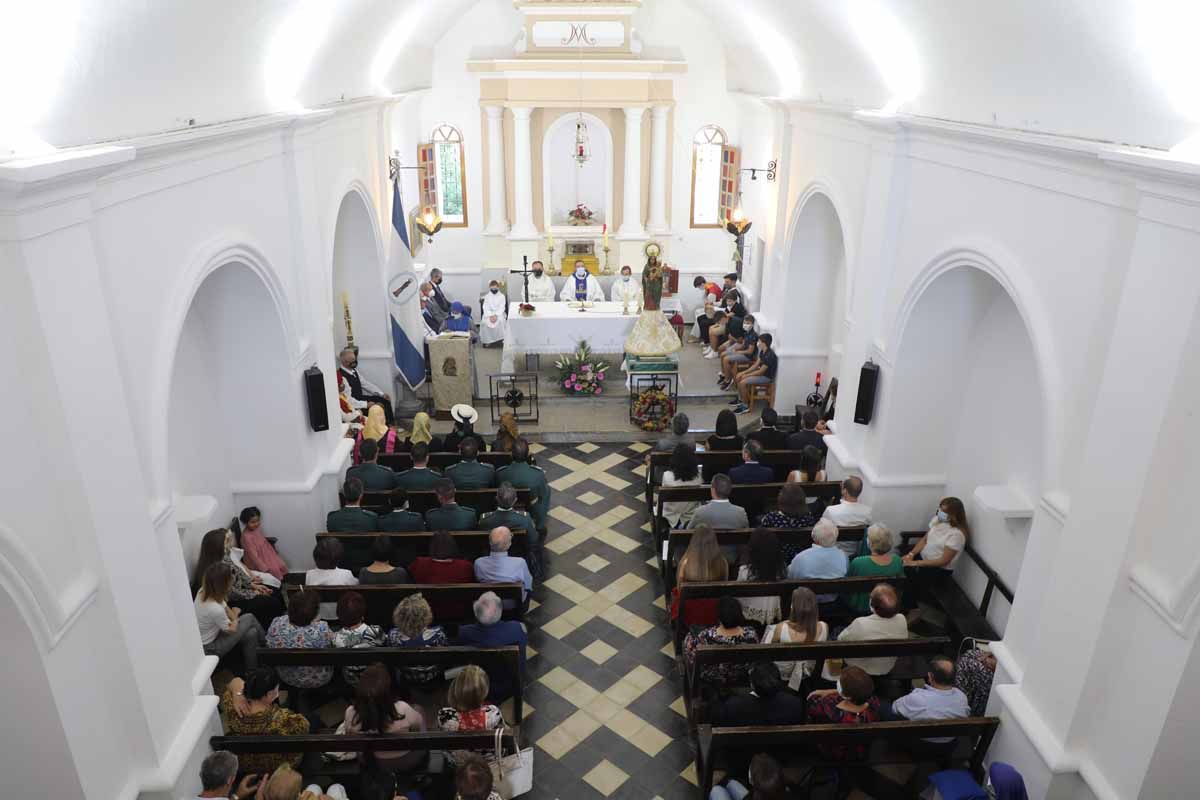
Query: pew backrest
[
  {"left": 212, "top": 730, "right": 517, "bottom": 757},
  {"left": 379, "top": 452, "right": 513, "bottom": 471},
  {"left": 655, "top": 481, "right": 843, "bottom": 523},
  {"left": 318, "top": 529, "right": 528, "bottom": 564},
  {"left": 359, "top": 487, "right": 532, "bottom": 514},
  {"left": 281, "top": 581, "right": 525, "bottom": 626}
]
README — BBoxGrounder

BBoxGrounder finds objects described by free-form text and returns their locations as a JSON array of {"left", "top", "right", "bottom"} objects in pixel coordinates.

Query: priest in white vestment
[
  {"left": 480, "top": 279, "right": 508, "bottom": 346},
  {"left": 610, "top": 265, "right": 642, "bottom": 309},
  {"left": 559, "top": 261, "right": 605, "bottom": 302},
  {"left": 518, "top": 260, "right": 557, "bottom": 304}
]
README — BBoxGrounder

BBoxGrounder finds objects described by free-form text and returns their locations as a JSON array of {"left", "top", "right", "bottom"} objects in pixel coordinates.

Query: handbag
[{"left": 489, "top": 726, "right": 533, "bottom": 798}]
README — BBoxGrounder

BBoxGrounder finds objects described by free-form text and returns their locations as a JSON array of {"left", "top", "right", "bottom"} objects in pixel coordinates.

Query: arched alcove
[
  {"left": 330, "top": 188, "right": 390, "bottom": 395},
  {"left": 883, "top": 265, "right": 1045, "bottom": 632},
  {"left": 775, "top": 191, "right": 847, "bottom": 404},
  {"left": 168, "top": 262, "right": 306, "bottom": 573},
  {"left": 0, "top": 586, "right": 86, "bottom": 798},
  {"left": 542, "top": 112, "right": 614, "bottom": 229}
]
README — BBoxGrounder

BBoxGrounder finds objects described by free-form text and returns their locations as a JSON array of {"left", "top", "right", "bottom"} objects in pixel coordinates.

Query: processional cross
[{"left": 509, "top": 255, "right": 535, "bottom": 303}]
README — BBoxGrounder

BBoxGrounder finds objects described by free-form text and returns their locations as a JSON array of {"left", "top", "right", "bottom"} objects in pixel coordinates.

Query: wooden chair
[{"left": 746, "top": 380, "right": 776, "bottom": 413}]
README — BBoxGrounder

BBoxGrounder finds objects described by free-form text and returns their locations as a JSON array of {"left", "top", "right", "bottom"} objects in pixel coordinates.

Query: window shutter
[
  {"left": 417, "top": 143, "right": 439, "bottom": 214},
  {"left": 718, "top": 145, "right": 740, "bottom": 223}
]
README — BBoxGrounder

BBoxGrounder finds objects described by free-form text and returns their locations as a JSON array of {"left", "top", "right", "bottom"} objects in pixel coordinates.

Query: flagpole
[{"left": 388, "top": 151, "right": 428, "bottom": 423}]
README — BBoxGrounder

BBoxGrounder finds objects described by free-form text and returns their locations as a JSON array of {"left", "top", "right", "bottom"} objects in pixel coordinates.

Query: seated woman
[
  {"left": 661, "top": 442, "right": 703, "bottom": 530},
  {"left": 709, "top": 752, "right": 789, "bottom": 800},
  {"left": 354, "top": 403, "right": 406, "bottom": 463},
  {"left": 195, "top": 562, "right": 266, "bottom": 670},
  {"left": 232, "top": 506, "right": 288, "bottom": 581},
  {"left": 806, "top": 665, "right": 882, "bottom": 760},
  {"left": 341, "top": 664, "right": 426, "bottom": 773},
  {"left": 266, "top": 588, "right": 334, "bottom": 691},
  {"left": 307, "top": 538, "right": 358, "bottom": 620},
  {"left": 670, "top": 526, "right": 729, "bottom": 627},
  {"left": 438, "top": 664, "right": 503, "bottom": 732},
  {"left": 385, "top": 593, "right": 448, "bottom": 688},
  {"left": 358, "top": 535, "right": 411, "bottom": 584},
  {"left": 847, "top": 525, "right": 905, "bottom": 613},
  {"left": 786, "top": 444, "right": 826, "bottom": 485},
  {"left": 684, "top": 595, "right": 760, "bottom": 687},
  {"left": 194, "top": 527, "right": 283, "bottom": 629},
  {"left": 758, "top": 483, "right": 818, "bottom": 564},
  {"left": 735, "top": 528, "right": 784, "bottom": 626},
  {"left": 762, "top": 587, "right": 828, "bottom": 691},
  {"left": 704, "top": 409, "right": 744, "bottom": 481},
  {"left": 902, "top": 496, "right": 969, "bottom": 608},
  {"left": 492, "top": 411, "right": 520, "bottom": 453},
  {"left": 219, "top": 667, "right": 309, "bottom": 775},
  {"left": 331, "top": 591, "right": 383, "bottom": 686},
  {"left": 401, "top": 410, "right": 442, "bottom": 453},
  {"left": 409, "top": 530, "right": 475, "bottom": 619}
]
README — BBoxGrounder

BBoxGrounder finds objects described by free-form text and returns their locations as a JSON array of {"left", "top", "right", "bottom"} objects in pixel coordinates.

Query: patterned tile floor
[{"left": 523, "top": 442, "right": 699, "bottom": 800}]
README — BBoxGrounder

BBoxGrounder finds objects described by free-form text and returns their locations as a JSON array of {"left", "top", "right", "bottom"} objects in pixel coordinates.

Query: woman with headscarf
[
  {"left": 401, "top": 410, "right": 442, "bottom": 453},
  {"left": 353, "top": 404, "right": 406, "bottom": 463},
  {"left": 445, "top": 300, "right": 472, "bottom": 333},
  {"left": 492, "top": 411, "right": 520, "bottom": 453}
]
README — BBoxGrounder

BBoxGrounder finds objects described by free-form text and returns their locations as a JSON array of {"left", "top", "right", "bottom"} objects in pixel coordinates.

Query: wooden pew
[
  {"left": 654, "top": 481, "right": 843, "bottom": 528},
  {"left": 281, "top": 580, "right": 525, "bottom": 628},
  {"left": 378, "top": 452, "right": 513, "bottom": 472},
  {"left": 659, "top": 526, "right": 867, "bottom": 592},
  {"left": 696, "top": 717, "right": 1001, "bottom": 796},
  {"left": 257, "top": 646, "right": 525, "bottom": 724},
  {"left": 358, "top": 487, "right": 531, "bottom": 514},
  {"left": 683, "top": 638, "right": 950, "bottom": 726},
  {"left": 211, "top": 730, "right": 518, "bottom": 786},
  {"left": 672, "top": 576, "right": 910, "bottom": 653},
  {"left": 900, "top": 531, "right": 1015, "bottom": 643},
  {"left": 317, "top": 530, "right": 529, "bottom": 565},
  {"left": 645, "top": 450, "right": 815, "bottom": 511}
]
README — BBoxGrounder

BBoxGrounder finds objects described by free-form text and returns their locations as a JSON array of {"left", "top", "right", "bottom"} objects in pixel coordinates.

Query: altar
[{"left": 500, "top": 301, "right": 637, "bottom": 373}]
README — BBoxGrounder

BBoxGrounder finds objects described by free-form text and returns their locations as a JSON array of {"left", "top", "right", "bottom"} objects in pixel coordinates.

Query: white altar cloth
[{"left": 501, "top": 301, "right": 637, "bottom": 373}]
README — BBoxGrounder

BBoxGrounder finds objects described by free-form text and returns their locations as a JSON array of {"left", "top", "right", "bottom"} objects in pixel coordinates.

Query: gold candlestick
[
  {"left": 602, "top": 245, "right": 613, "bottom": 275},
  {"left": 547, "top": 244, "right": 557, "bottom": 275}
]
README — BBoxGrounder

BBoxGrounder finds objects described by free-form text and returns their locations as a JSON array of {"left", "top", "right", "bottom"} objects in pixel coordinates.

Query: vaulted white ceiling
[{"left": 2, "top": 0, "right": 1197, "bottom": 155}]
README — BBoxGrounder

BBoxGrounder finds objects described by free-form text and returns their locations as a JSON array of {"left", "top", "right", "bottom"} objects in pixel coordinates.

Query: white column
[
  {"left": 619, "top": 106, "right": 646, "bottom": 238},
  {"left": 508, "top": 105, "right": 538, "bottom": 239},
  {"left": 647, "top": 104, "right": 670, "bottom": 234},
  {"left": 484, "top": 105, "right": 510, "bottom": 236}
]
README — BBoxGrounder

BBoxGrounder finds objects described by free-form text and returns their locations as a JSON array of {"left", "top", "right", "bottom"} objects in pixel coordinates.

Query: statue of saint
[
  {"left": 643, "top": 254, "right": 664, "bottom": 311},
  {"left": 623, "top": 244, "right": 681, "bottom": 357}
]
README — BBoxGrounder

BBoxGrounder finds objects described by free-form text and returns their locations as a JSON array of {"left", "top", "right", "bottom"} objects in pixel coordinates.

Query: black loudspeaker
[
  {"left": 303, "top": 366, "right": 330, "bottom": 432},
  {"left": 854, "top": 361, "right": 880, "bottom": 425}
]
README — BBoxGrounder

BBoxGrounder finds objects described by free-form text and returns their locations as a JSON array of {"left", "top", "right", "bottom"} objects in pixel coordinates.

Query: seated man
[
  {"left": 822, "top": 475, "right": 872, "bottom": 558},
  {"left": 394, "top": 441, "right": 442, "bottom": 490},
  {"left": 787, "top": 408, "right": 828, "bottom": 457},
  {"left": 496, "top": 438, "right": 550, "bottom": 533},
  {"left": 785, "top": 518, "right": 848, "bottom": 603},
  {"left": 196, "top": 750, "right": 264, "bottom": 800},
  {"left": 338, "top": 347, "right": 394, "bottom": 424},
  {"left": 731, "top": 333, "right": 778, "bottom": 415},
  {"left": 478, "top": 482, "right": 539, "bottom": 576},
  {"left": 747, "top": 406, "right": 790, "bottom": 452},
  {"left": 711, "top": 661, "right": 806, "bottom": 727},
  {"left": 446, "top": 438, "right": 496, "bottom": 490},
  {"left": 456, "top": 590, "right": 528, "bottom": 701},
  {"left": 558, "top": 261, "right": 605, "bottom": 302},
  {"left": 828, "top": 583, "right": 908, "bottom": 678},
  {"left": 688, "top": 473, "right": 749, "bottom": 530},
  {"left": 885, "top": 655, "right": 971, "bottom": 751},
  {"left": 327, "top": 477, "right": 378, "bottom": 532},
  {"left": 521, "top": 260, "right": 557, "bottom": 303},
  {"left": 718, "top": 314, "right": 758, "bottom": 385},
  {"left": 474, "top": 526, "right": 533, "bottom": 605},
  {"left": 425, "top": 478, "right": 477, "bottom": 531},
  {"left": 346, "top": 439, "right": 399, "bottom": 491},
  {"left": 378, "top": 488, "right": 425, "bottom": 532},
  {"left": 704, "top": 291, "right": 745, "bottom": 356},
  {"left": 728, "top": 439, "right": 774, "bottom": 484},
  {"left": 610, "top": 264, "right": 642, "bottom": 308}
]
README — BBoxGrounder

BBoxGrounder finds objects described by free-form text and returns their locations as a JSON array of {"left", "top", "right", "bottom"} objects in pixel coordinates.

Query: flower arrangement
[
  {"left": 632, "top": 386, "right": 675, "bottom": 431},
  {"left": 554, "top": 340, "right": 610, "bottom": 396},
  {"left": 518, "top": 303, "right": 536, "bottom": 317},
  {"left": 567, "top": 203, "right": 595, "bottom": 226}
]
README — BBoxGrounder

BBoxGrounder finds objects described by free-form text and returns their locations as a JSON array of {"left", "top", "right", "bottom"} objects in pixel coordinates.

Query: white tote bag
[{"left": 490, "top": 726, "right": 533, "bottom": 798}]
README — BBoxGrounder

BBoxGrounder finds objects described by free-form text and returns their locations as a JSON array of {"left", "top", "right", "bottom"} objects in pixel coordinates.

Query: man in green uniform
[
  {"left": 326, "top": 477, "right": 379, "bottom": 532},
  {"left": 479, "top": 482, "right": 539, "bottom": 576},
  {"left": 425, "top": 478, "right": 477, "bottom": 531},
  {"left": 496, "top": 438, "right": 550, "bottom": 532},
  {"left": 346, "top": 439, "right": 400, "bottom": 491},
  {"left": 394, "top": 442, "right": 442, "bottom": 491},
  {"left": 446, "top": 438, "right": 496, "bottom": 490},
  {"left": 378, "top": 488, "right": 426, "bottom": 532}
]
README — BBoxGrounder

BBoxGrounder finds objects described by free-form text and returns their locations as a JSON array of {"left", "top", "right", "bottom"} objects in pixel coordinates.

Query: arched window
[
  {"left": 690, "top": 125, "right": 739, "bottom": 228},
  {"left": 417, "top": 124, "right": 468, "bottom": 227}
]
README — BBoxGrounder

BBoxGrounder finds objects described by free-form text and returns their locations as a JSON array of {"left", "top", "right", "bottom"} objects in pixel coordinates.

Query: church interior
[{"left": 4, "top": 1, "right": 1200, "bottom": 798}]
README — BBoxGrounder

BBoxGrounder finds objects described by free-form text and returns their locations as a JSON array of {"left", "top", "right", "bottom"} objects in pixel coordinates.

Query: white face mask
[
  {"left": 745, "top": 322, "right": 754, "bottom": 331},
  {"left": 936, "top": 509, "right": 949, "bottom": 523},
  {"left": 576, "top": 270, "right": 586, "bottom": 279}
]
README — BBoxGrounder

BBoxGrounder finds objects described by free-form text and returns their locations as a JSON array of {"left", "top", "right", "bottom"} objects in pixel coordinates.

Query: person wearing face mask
[
  {"left": 427, "top": 267, "right": 452, "bottom": 326},
  {"left": 558, "top": 260, "right": 604, "bottom": 302},
  {"left": 338, "top": 347, "right": 394, "bottom": 424},
  {"left": 610, "top": 264, "right": 642, "bottom": 308},
  {"left": 903, "top": 496, "right": 970, "bottom": 614},
  {"left": 479, "top": 280, "right": 507, "bottom": 346},
  {"left": 523, "top": 259, "right": 557, "bottom": 303},
  {"left": 444, "top": 300, "right": 473, "bottom": 334}
]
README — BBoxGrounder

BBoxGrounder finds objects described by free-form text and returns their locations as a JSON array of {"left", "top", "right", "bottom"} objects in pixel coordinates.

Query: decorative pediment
[{"left": 513, "top": 0, "right": 642, "bottom": 58}]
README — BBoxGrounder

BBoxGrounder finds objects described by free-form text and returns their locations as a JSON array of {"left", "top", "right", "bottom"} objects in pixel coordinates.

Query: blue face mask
[{"left": 936, "top": 509, "right": 949, "bottom": 523}]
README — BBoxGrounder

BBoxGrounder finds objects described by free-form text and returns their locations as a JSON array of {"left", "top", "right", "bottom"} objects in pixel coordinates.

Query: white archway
[
  {"left": 881, "top": 261, "right": 1048, "bottom": 632},
  {"left": 331, "top": 187, "right": 391, "bottom": 396},
  {"left": 542, "top": 111, "right": 614, "bottom": 230}
]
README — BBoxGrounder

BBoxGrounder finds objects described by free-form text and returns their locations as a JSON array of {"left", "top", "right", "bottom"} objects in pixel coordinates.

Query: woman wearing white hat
[{"left": 442, "top": 404, "right": 487, "bottom": 452}]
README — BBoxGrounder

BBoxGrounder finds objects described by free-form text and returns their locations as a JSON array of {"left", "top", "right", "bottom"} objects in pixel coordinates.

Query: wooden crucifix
[{"left": 509, "top": 255, "right": 534, "bottom": 303}]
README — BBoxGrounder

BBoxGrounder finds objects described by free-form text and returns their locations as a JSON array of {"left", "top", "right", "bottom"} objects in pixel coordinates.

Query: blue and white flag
[{"left": 386, "top": 179, "right": 426, "bottom": 389}]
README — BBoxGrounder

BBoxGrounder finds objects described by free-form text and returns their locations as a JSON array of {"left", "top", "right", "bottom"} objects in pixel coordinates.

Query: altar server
[
  {"left": 480, "top": 280, "right": 508, "bottom": 346},
  {"left": 559, "top": 261, "right": 605, "bottom": 302},
  {"left": 523, "top": 260, "right": 557, "bottom": 303},
  {"left": 610, "top": 265, "right": 642, "bottom": 309}
]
